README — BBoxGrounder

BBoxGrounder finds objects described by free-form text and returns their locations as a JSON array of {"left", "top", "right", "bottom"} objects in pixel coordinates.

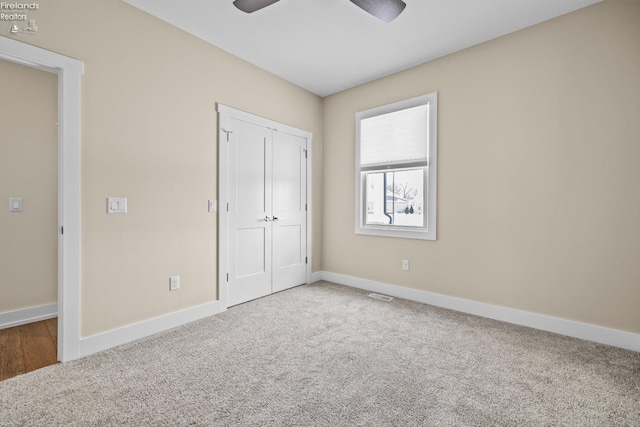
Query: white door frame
[
  {"left": 217, "top": 104, "right": 313, "bottom": 307},
  {"left": 0, "top": 37, "right": 83, "bottom": 362}
]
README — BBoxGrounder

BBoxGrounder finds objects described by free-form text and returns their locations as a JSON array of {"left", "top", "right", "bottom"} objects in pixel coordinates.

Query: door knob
[{"left": 272, "top": 216, "right": 279, "bottom": 221}]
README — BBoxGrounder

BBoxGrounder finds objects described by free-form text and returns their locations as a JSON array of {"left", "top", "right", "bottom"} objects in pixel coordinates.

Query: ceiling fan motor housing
[
  {"left": 233, "top": 0, "right": 406, "bottom": 23},
  {"left": 233, "top": 0, "right": 280, "bottom": 14},
  {"left": 349, "top": 0, "right": 407, "bottom": 23}
]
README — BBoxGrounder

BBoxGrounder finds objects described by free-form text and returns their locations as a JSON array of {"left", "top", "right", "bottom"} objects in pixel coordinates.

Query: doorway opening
[
  {"left": 0, "top": 37, "right": 83, "bottom": 362},
  {"left": 0, "top": 59, "right": 58, "bottom": 379}
]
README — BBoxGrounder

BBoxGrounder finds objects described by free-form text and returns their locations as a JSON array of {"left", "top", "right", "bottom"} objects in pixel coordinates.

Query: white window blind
[{"left": 360, "top": 104, "right": 429, "bottom": 167}]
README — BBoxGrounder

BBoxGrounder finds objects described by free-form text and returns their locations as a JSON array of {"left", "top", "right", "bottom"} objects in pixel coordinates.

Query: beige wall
[
  {"left": 0, "top": 59, "right": 58, "bottom": 313},
  {"left": 2, "top": 0, "right": 637, "bottom": 341},
  {"left": 323, "top": 0, "right": 640, "bottom": 333},
  {"left": 2, "top": 0, "right": 323, "bottom": 337}
]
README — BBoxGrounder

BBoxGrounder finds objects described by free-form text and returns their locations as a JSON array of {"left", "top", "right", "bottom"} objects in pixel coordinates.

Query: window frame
[{"left": 355, "top": 92, "right": 437, "bottom": 240}]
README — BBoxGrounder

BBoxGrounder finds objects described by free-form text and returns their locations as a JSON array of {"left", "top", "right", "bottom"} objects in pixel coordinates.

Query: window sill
[{"left": 355, "top": 225, "right": 436, "bottom": 241}]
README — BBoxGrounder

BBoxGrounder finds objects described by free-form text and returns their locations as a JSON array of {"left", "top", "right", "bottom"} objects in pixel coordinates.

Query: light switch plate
[
  {"left": 169, "top": 276, "right": 180, "bottom": 291},
  {"left": 208, "top": 199, "right": 217, "bottom": 212},
  {"left": 9, "top": 198, "right": 22, "bottom": 212},
  {"left": 106, "top": 197, "right": 127, "bottom": 214}
]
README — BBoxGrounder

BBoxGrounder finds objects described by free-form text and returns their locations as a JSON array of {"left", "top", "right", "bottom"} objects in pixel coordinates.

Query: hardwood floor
[{"left": 0, "top": 318, "right": 58, "bottom": 381}]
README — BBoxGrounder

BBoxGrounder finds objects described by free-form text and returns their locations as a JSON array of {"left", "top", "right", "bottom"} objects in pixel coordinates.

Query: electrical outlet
[
  {"left": 169, "top": 275, "right": 180, "bottom": 291},
  {"left": 402, "top": 260, "right": 410, "bottom": 271},
  {"left": 9, "top": 197, "right": 22, "bottom": 212}
]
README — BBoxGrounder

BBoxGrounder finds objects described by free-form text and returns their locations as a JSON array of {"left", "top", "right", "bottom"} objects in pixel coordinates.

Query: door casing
[{"left": 217, "top": 104, "right": 313, "bottom": 307}]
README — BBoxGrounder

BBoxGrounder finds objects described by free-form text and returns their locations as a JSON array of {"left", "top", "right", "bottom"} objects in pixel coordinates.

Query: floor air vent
[{"left": 368, "top": 293, "right": 394, "bottom": 302}]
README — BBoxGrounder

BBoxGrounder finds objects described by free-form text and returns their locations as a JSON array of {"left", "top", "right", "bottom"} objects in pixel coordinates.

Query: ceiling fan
[{"left": 233, "top": 0, "right": 407, "bottom": 23}]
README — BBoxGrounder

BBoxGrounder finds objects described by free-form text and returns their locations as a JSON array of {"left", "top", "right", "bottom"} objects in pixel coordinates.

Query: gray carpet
[{"left": 1, "top": 281, "right": 638, "bottom": 426}]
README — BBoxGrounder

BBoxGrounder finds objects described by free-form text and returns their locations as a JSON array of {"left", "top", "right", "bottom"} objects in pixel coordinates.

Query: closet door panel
[
  {"left": 272, "top": 130, "right": 307, "bottom": 293},
  {"left": 227, "top": 118, "right": 273, "bottom": 306}
]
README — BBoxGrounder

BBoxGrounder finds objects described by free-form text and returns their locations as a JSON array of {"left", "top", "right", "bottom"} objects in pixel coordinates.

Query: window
[{"left": 355, "top": 93, "right": 437, "bottom": 240}]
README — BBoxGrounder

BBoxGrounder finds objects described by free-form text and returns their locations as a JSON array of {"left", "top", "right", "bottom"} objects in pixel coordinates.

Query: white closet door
[
  {"left": 272, "top": 131, "right": 307, "bottom": 292},
  {"left": 227, "top": 118, "right": 273, "bottom": 307},
  {"left": 224, "top": 110, "right": 309, "bottom": 307}
]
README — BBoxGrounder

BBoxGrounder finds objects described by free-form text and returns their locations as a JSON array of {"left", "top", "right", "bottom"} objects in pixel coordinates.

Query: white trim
[
  {"left": 319, "top": 271, "right": 640, "bottom": 353},
  {"left": 305, "top": 135, "right": 313, "bottom": 284},
  {"left": 355, "top": 93, "right": 438, "bottom": 241},
  {"left": 217, "top": 105, "right": 313, "bottom": 140},
  {"left": 216, "top": 104, "right": 314, "bottom": 307},
  {"left": 0, "top": 304, "right": 58, "bottom": 330},
  {"left": 217, "top": 105, "right": 230, "bottom": 307},
  {"left": 0, "top": 37, "right": 84, "bottom": 362},
  {"left": 79, "top": 301, "right": 225, "bottom": 358},
  {"left": 309, "top": 271, "right": 323, "bottom": 284}
]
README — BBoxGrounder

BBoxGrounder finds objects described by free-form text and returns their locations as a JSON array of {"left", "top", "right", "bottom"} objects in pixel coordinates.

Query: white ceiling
[{"left": 123, "top": 0, "right": 600, "bottom": 97}]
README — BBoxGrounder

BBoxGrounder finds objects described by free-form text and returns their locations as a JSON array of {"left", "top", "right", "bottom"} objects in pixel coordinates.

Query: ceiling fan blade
[
  {"left": 233, "top": 0, "right": 280, "bottom": 13},
  {"left": 349, "top": 0, "right": 406, "bottom": 23}
]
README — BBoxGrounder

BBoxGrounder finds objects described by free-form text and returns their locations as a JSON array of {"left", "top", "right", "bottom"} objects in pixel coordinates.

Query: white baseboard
[
  {"left": 320, "top": 271, "right": 640, "bottom": 353},
  {"left": 79, "top": 300, "right": 226, "bottom": 358},
  {"left": 74, "top": 272, "right": 639, "bottom": 359},
  {"left": 77, "top": 270, "right": 326, "bottom": 358},
  {"left": 309, "top": 271, "right": 323, "bottom": 284},
  {"left": 76, "top": 269, "right": 337, "bottom": 359},
  {"left": 0, "top": 303, "right": 58, "bottom": 330}
]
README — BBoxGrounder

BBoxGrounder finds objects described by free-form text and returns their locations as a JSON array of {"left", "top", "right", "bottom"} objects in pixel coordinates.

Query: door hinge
[
  {"left": 222, "top": 129, "right": 233, "bottom": 142},
  {"left": 226, "top": 273, "right": 229, "bottom": 282},
  {"left": 303, "top": 149, "right": 308, "bottom": 158},
  {"left": 305, "top": 257, "right": 308, "bottom": 264},
  {"left": 227, "top": 203, "right": 229, "bottom": 212},
  {"left": 305, "top": 203, "right": 307, "bottom": 212},
  {"left": 60, "top": 226, "right": 64, "bottom": 235}
]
